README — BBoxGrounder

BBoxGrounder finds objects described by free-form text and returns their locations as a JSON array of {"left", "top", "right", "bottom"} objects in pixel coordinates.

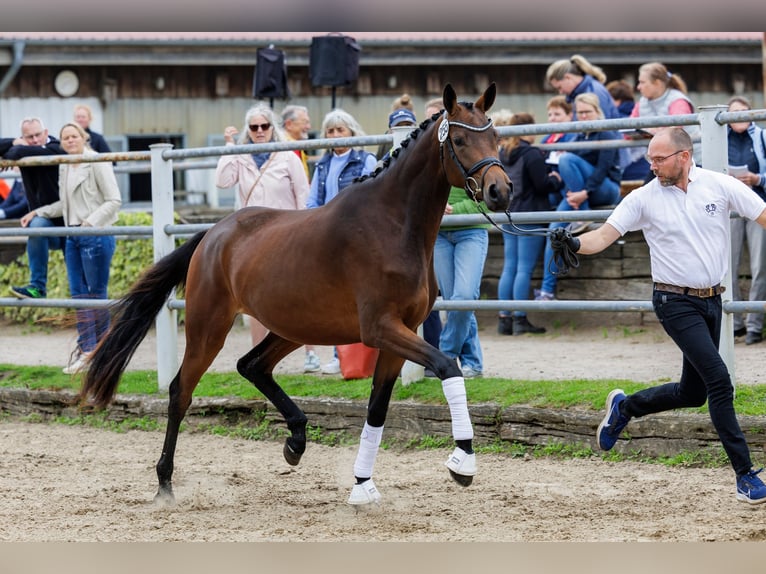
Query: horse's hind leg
[
  {"left": 154, "top": 315, "right": 236, "bottom": 505},
  {"left": 236, "top": 333, "right": 306, "bottom": 465}
]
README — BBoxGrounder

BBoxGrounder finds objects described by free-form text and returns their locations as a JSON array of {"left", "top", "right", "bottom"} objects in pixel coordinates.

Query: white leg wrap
[
  {"left": 353, "top": 422, "right": 384, "bottom": 479},
  {"left": 442, "top": 376, "right": 474, "bottom": 440}
]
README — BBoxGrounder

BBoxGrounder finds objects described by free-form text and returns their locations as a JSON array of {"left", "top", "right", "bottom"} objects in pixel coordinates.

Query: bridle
[
  {"left": 438, "top": 113, "right": 504, "bottom": 202},
  {"left": 438, "top": 112, "right": 578, "bottom": 276}
]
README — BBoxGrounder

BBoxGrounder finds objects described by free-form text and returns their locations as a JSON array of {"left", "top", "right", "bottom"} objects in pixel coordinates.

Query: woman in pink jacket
[{"left": 215, "top": 103, "right": 316, "bottom": 368}]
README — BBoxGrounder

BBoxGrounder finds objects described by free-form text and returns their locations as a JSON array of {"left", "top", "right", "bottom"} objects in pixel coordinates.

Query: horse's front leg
[
  {"left": 378, "top": 324, "right": 476, "bottom": 488},
  {"left": 347, "top": 353, "right": 401, "bottom": 506}
]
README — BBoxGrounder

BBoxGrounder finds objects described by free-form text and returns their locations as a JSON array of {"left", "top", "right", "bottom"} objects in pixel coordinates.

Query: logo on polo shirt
[{"left": 705, "top": 203, "right": 718, "bottom": 216}]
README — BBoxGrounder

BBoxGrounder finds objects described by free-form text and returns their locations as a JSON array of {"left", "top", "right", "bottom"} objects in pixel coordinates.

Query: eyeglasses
[
  {"left": 645, "top": 149, "right": 685, "bottom": 165},
  {"left": 249, "top": 123, "right": 272, "bottom": 132}
]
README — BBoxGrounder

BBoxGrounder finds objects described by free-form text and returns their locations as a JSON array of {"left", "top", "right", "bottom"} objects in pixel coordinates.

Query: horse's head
[{"left": 438, "top": 82, "right": 512, "bottom": 212}]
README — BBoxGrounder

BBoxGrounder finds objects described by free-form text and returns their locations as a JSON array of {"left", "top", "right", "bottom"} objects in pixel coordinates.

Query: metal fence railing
[{"left": 2, "top": 105, "right": 766, "bottom": 387}]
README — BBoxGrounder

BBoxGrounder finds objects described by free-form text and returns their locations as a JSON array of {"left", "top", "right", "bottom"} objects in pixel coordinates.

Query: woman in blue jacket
[{"left": 536, "top": 93, "right": 622, "bottom": 302}]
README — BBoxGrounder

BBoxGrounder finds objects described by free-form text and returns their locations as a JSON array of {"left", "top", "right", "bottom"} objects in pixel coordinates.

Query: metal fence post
[
  {"left": 150, "top": 143, "right": 178, "bottom": 391},
  {"left": 699, "top": 105, "right": 736, "bottom": 383}
]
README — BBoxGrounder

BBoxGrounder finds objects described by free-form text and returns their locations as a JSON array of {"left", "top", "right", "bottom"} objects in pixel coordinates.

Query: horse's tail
[{"left": 80, "top": 230, "right": 208, "bottom": 407}]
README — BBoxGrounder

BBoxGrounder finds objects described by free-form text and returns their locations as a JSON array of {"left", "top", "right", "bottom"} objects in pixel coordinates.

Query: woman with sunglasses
[
  {"left": 306, "top": 108, "right": 378, "bottom": 375},
  {"left": 216, "top": 102, "right": 310, "bottom": 353}
]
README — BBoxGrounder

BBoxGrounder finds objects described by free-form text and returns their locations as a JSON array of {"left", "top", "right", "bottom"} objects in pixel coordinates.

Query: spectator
[
  {"left": 377, "top": 107, "right": 418, "bottom": 166},
  {"left": 570, "top": 127, "right": 766, "bottom": 505},
  {"left": 726, "top": 95, "right": 766, "bottom": 345},
  {"left": 606, "top": 80, "right": 637, "bottom": 118},
  {"left": 631, "top": 61, "right": 701, "bottom": 174},
  {"left": 540, "top": 95, "right": 576, "bottom": 209},
  {"left": 546, "top": 54, "right": 632, "bottom": 174},
  {"left": 496, "top": 112, "right": 562, "bottom": 336},
  {"left": 545, "top": 54, "right": 619, "bottom": 121},
  {"left": 536, "top": 93, "right": 622, "bottom": 302},
  {"left": 280, "top": 104, "right": 312, "bottom": 178},
  {"left": 73, "top": 104, "right": 112, "bottom": 154},
  {"left": 279, "top": 104, "right": 322, "bottom": 372},
  {"left": 216, "top": 103, "right": 311, "bottom": 361},
  {"left": 434, "top": 182, "right": 489, "bottom": 379},
  {"left": 1, "top": 117, "right": 67, "bottom": 299},
  {"left": 0, "top": 170, "right": 28, "bottom": 220},
  {"left": 306, "top": 108, "right": 377, "bottom": 374},
  {"left": 376, "top": 93, "right": 417, "bottom": 160},
  {"left": 22, "top": 122, "right": 121, "bottom": 374},
  {"left": 607, "top": 79, "right": 651, "bottom": 182}
]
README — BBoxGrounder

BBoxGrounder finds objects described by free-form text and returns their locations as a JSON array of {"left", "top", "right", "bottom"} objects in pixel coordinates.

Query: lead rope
[{"left": 438, "top": 114, "right": 579, "bottom": 275}]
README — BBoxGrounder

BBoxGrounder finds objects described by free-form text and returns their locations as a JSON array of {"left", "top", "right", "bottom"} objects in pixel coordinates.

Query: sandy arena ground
[{"left": 2, "top": 318, "right": 766, "bottom": 542}]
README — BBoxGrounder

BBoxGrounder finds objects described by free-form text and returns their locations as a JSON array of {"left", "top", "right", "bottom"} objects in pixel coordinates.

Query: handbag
[{"left": 336, "top": 343, "right": 379, "bottom": 380}]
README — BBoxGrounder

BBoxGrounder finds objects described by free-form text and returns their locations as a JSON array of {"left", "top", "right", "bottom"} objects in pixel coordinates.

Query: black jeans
[{"left": 622, "top": 291, "right": 752, "bottom": 476}]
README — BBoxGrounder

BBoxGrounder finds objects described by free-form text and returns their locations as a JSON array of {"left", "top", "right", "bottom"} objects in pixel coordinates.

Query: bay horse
[{"left": 80, "top": 83, "right": 512, "bottom": 506}]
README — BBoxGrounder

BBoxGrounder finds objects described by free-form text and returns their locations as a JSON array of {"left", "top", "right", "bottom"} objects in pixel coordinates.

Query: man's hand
[
  {"left": 548, "top": 227, "right": 581, "bottom": 276},
  {"left": 550, "top": 227, "right": 580, "bottom": 253}
]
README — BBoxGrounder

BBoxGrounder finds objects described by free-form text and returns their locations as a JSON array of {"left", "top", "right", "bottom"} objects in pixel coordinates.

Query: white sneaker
[
  {"left": 303, "top": 351, "right": 321, "bottom": 373},
  {"left": 445, "top": 447, "right": 477, "bottom": 476},
  {"left": 63, "top": 353, "right": 89, "bottom": 375},
  {"left": 321, "top": 357, "right": 341, "bottom": 375},
  {"left": 347, "top": 478, "right": 381, "bottom": 505}
]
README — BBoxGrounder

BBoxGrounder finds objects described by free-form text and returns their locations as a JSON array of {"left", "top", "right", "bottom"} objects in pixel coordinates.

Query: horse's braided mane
[{"left": 353, "top": 113, "right": 440, "bottom": 183}]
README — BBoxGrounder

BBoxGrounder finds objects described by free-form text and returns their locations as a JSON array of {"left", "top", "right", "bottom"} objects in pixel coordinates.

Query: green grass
[
  {"left": 4, "top": 363, "right": 766, "bottom": 415},
  {"left": 3, "top": 363, "right": 754, "bottom": 471}
]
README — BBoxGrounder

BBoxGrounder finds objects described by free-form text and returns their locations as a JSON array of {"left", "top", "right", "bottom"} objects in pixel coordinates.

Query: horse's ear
[
  {"left": 443, "top": 83, "right": 457, "bottom": 115},
  {"left": 475, "top": 83, "right": 496, "bottom": 113}
]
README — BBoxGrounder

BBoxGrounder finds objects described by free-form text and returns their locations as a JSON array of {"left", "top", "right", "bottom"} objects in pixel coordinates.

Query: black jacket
[
  {"left": 501, "top": 141, "right": 561, "bottom": 213},
  {"left": 0, "top": 136, "right": 66, "bottom": 226}
]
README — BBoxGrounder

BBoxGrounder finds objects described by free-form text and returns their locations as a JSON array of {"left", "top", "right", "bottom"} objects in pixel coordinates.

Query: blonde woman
[
  {"left": 545, "top": 54, "right": 619, "bottom": 120},
  {"left": 536, "top": 93, "right": 622, "bottom": 302},
  {"left": 22, "top": 122, "right": 121, "bottom": 373},
  {"left": 631, "top": 61, "right": 701, "bottom": 167},
  {"left": 215, "top": 103, "right": 314, "bottom": 367}
]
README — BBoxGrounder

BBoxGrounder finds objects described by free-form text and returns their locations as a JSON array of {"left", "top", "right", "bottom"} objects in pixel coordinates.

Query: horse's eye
[{"left": 453, "top": 136, "right": 466, "bottom": 146}]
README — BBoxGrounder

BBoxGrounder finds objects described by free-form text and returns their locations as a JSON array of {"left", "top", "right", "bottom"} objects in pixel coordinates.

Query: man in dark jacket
[{"left": 0, "top": 117, "right": 67, "bottom": 298}]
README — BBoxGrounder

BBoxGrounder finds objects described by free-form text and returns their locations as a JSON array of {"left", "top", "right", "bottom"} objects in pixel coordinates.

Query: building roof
[{"left": 0, "top": 32, "right": 761, "bottom": 44}]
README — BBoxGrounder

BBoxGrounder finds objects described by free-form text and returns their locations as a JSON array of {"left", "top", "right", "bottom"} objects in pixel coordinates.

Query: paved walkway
[{"left": 3, "top": 317, "right": 765, "bottom": 385}]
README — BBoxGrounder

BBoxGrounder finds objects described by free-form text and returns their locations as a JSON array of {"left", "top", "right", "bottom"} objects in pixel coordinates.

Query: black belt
[{"left": 653, "top": 282, "right": 725, "bottom": 298}]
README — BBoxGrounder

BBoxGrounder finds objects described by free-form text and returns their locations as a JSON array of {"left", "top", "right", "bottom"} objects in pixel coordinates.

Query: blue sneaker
[
  {"left": 10, "top": 285, "right": 46, "bottom": 299},
  {"left": 596, "top": 389, "right": 630, "bottom": 451},
  {"left": 736, "top": 468, "right": 766, "bottom": 504}
]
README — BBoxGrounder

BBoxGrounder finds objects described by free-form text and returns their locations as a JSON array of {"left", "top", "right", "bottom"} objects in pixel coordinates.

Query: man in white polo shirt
[{"left": 552, "top": 127, "right": 766, "bottom": 505}]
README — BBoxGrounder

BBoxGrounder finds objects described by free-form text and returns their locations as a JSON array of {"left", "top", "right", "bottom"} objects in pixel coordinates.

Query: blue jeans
[
  {"left": 498, "top": 223, "right": 545, "bottom": 318},
  {"left": 540, "top": 154, "right": 621, "bottom": 294},
  {"left": 65, "top": 234, "right": 116, "bottom": 353},
  {"left": 27, "top": 216, "right": 66, "bottom": 292},
  {"left": 730, "top": 217, "right": 766, "bottom": 334},
  {"left": 433, "top": 228, "right": 488, "bottom": 372},
  {"left": 622, "top": 291, "right": 753, "bottom": 475}
]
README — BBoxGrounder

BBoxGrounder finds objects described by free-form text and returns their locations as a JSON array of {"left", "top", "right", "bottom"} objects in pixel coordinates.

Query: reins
[{"left": 438, "top": 113, "right": 579, "bottom": 276}]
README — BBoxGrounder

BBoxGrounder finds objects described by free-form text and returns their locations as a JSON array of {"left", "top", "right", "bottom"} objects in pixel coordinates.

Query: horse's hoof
[
  {"left": 153, "top": 488, "right": 176, "bottom": 507},
  {"left": 283, "top": 440, "right": 304, "bottom": 466},
  {"left": 448, "top": 469, "right": 474, "bottom": 487},
  {"left": 445, "top": 446, "right": 476, "bottom": 487},
  {"left": 347, "top": 478, "right": 381, "bottom": 506}
]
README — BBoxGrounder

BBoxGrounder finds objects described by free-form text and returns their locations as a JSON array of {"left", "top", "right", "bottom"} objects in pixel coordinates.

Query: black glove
[
  {"left": 548, "top": 227, "right": 580, "bottom": 276},
  {"left": 549, "top": 227, "right": 581, "bottom": 253}
]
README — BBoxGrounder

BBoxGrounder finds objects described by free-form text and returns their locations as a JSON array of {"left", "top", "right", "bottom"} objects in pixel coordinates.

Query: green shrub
[{"left": 0, "top": 211, "right": 157, "bottom": 325}]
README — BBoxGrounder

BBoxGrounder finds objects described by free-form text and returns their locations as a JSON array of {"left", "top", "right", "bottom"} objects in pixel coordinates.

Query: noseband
[{"left": 438, "top": 114, "right": 504, "bottom": 201}]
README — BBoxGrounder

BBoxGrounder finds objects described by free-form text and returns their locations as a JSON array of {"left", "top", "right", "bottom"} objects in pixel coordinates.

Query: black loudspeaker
[
  {"left": 309, "top": 35, "right": 361, "bottom": 88},
  {"left": 253, "top": 46, "right": 289, "bottom": 100}
]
